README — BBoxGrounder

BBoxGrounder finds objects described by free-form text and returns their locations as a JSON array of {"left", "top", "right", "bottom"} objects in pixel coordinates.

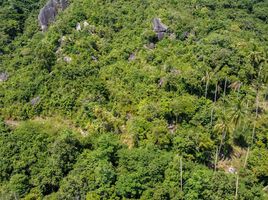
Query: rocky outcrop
[
  {"left": 38, "top": 0, "right": 68, "bottom": 32},
  {"left": 0, "top": 72, "right": 8, "bottom": 82},
  {"left": 30, "top": 96, "right": 41, "bottom": 106},
  {"left": 76, "top": 21, "right": 90, "bottom": 31},
  {"left": 76, "top": 23, "right": 82, "bottom": 31},
  {"left": 128, "top": 53, "right": 136, "bottom": 61},
  {"left": 152, "top": 18, "right": 168, "bottom": 40},
  {"left": 63, "top": 56, "right": 72, "bottom": 63}
]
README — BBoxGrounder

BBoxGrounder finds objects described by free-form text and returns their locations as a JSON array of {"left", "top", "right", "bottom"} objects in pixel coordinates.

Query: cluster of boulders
[
  {"left": 38, "top": 0, "right": 68, "bottom": 31},
  {"left": 76, "top": 21, "right": 89, "bottom": 31}
]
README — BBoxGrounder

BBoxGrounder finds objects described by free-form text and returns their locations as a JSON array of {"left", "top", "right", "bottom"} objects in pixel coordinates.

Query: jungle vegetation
[{"left": 0, "top": 0, "right": 268, "bottom": 199}]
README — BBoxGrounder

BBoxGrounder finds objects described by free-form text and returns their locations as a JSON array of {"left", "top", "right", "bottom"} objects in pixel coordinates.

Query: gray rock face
[
  {"left": 38, "top": 0, "right": 68, "bottom": 31},
  {"left": 63, "top": 56, "right": 72, "bottom": 63},
  {"left": 0, "top": 72, "right": 8, "bottom": 82},
  {"left": 91, "top": 56, "right": 98, "bottom": 62},
  {"left": 128, "top": 53, "right": 136, "bottom": 61},
  {"left": 60, "top": 0, "right": 68, "bottom": 9},
  {"left": 30, "top": 96, "right": 41, "bottom": 106},
  {"left": 147, "top": 43, "right": 155, "bottom": 49},
  {"left": 153, "top": 18, "right": 168, "bottom": 32},
  {"left": 76, "top": 23, "right": 81, "bottom": 31},
  {"left": 152, "top": 18, "right": 168, "bottom": 41}
]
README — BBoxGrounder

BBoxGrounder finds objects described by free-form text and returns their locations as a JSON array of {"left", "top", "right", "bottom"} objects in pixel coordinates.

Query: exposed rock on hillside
[
  {"left": 63, "top": 56, "right": 72, "bottom": 63},
  {"left": 0, "top": 72, "right": 8, "bottom": 82},
  {"left": 38, "top": 0, "right": 68, "bottom": 32},
  {"left": 76, "top": 23, "right": 81, "bottom": 31},
  {"left": 30, "top": 96, "right": 41, "bottom": 106},
  {"left": 152, "top": 18, "right": 168, "bottom": 40},
  {"left": 128, "top": 53, "right": 136, "bottom": 61}
]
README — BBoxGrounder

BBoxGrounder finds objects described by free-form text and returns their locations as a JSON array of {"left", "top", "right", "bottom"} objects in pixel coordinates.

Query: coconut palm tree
[
  {"left": 229, "top": 81, "right": 242, "bottom": 92},
  {"left": 230, "top": 97, "right": 247, "bottom": 131},
  {"left": 210, "top": 81, "right": 221, "bottom": 126},
  {"left": 244, "top": 88, "right": 259, "bottom": 168},
  {"left": 202, "top": 71, "right": 211, "bottom": 98},
  {"left": 214, "top": 113, "right": 233, "bottom": 160},
  {"left": 244, "top": 51, "right": 263, "bottom": 168}
]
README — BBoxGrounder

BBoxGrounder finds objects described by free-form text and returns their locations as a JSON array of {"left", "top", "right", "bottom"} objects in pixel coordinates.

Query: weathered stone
[
  {"left": 158, "top": 78, "right": 165, "bottom": 87},
  {"left": 91, "top": 56, "right": 98, "bottom": 62},
  {"left": 83, "top": 21, "right": 89, "bottom": 27},
  {"left": 60, "top": 0, "right": 68, "bottom": 9},
  {"left": 64, "top": 56, "right": 72, "bottom": 63},
  {"left": 152, "top": 18, "right": 168, "bottom": 33},
  {"left": 152, "top": 18, "right": 168, "bottom": 41},
  {"left": 147, "top": 43, "right": 155, "bottom": 49},
  {"left": 76, "top": 23, "right": 81, "bottom": 31},
  {"left": 30, "top": 96, "right": 41, "bottom": 106},
  {"left": 58, "top": 36, "right": 66, "bottom": 43},
  {"left": 157, "top": 32, "right": 165, "bottom": 40},
  {"left": 0, "top": 72, "right": 8, "bottom": 82},
  {"left": 38, "top": 5, "right": 56, "bottom": 31},
  {"left": 38, "top": 0, "right": 68, "bottom": 32},
  {"left": 128, "top": 53, "right": 136, "bottom": 61},
  {"left": 56, "top": 48, "right": 62, "bottom": 54}
]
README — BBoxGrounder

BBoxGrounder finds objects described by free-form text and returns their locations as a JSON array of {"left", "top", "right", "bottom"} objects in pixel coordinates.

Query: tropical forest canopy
[{"left": 0, "top": 0, "right": 268, "bottom": 199}]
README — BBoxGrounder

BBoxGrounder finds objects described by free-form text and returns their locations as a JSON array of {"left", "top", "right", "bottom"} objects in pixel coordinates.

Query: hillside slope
[{"left": 0, "top": 0, "right": 268, "bottom": 199}]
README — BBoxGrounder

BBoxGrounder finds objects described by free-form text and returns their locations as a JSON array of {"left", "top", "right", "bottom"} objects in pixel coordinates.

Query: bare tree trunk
[
  {"left": 218, "top": 130, "right": 226, "bottom": 159},
  {"left": 215, "top": 78, "right": 228, "bottom": 163},
  {"left": 244, "top": 147, "right": 250, "bottom": 168},
  {"left": 210, "top": 81, "right": 218, "bottom": 126},
  {"left": 242, "top": 100, "right": 249, "bottom": 132},
  {"left": 235, "top": 174, "right": 239, "bottom": 199},
  {"left": 214, "top": 82, "right": 218, "bottom": 102},
  {"left": 14, "top": 192, "right": 18, "bottom": 200},
  {"left": 264, "top": 88, "right": 268, "bottom": 111},
  {"left": 223, "top": 77, "right": 227, "bottom": 114},
  {"left": 214, "top": 147, "right": 218, "bottom": 172},
  {"left": 205, "top": 79, "right": 209, "bottom": 98},
  {"left": 244, "top": 67, "right": 261, "bottom": 168},
  {"left": 180, "top": 157, "right": 183, "bottom": 193},
  {"left": 237, "top": 82, "right": 241, "bottom": 98},
  {"left": 223, "top": 77, "right": 227, "bottom": 98}
]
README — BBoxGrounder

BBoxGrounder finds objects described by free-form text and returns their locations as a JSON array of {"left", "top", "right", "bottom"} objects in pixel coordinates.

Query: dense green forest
[{"left": 0, "top": 0, "right": 268, "bottom": 199}]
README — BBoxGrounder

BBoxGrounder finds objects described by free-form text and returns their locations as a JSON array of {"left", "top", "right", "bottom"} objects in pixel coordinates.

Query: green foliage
[
  {"left": 0, "top": 121, "right": 82, "bottom": 198},
  {"left": 0, "top": 0, "right": 268, "bottom": 199}
]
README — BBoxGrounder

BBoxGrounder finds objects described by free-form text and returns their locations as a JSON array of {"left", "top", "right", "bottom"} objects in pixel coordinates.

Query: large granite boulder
[
  {"left": 38, "top": 0, "right": 68, "bottom": 32},
  {"left": 152, "top": 18, "right": 168, "bottom": 40},
  {"left": 60, "top": 0, "right": 68, "bottom": 9},
  {"left": 153, "top": 18, "right": 168, "bottom": 32}
]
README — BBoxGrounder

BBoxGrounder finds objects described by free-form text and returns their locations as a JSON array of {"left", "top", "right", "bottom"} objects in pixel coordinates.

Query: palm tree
[
  {"left": 244, "top": 87, "right": 259, "bottom": 168},
  {"left": 214, "top": 113, "right": 233, "bottom": 160},
  {"left": 202, "top": 71, "right": 212, "bottom": 98},
  {"left": 210, "top": 81, "right": 220, "bottom": 126},
  {"left": 230, "top": 97, "right": 247, "bottom": 131},
  {"left": 229, "top": 81, "right": 242, "bottom": 92},
  {"left": 242, "top": 100, "right": 249, "bottom": 132},
  {"left": 229, "top": 81, "right": 242, "bottom": 99},
  {"left": 244, "top": 52, "right": 263, "bottom": 168}
]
